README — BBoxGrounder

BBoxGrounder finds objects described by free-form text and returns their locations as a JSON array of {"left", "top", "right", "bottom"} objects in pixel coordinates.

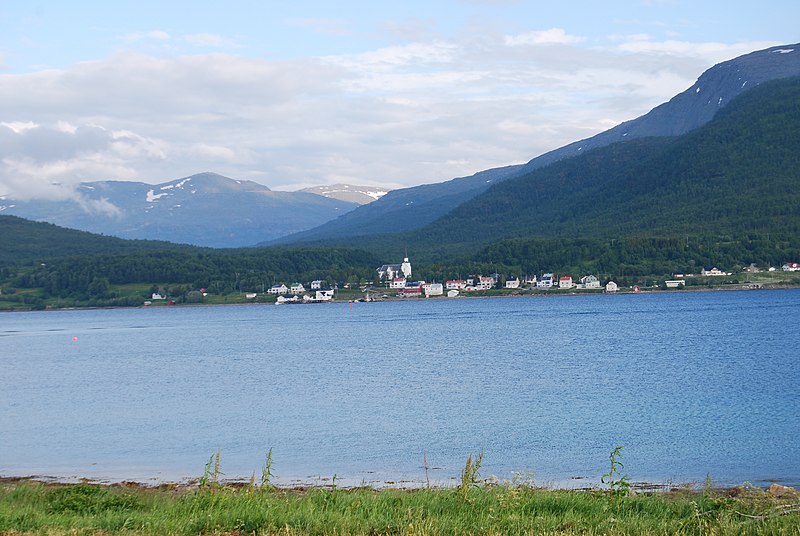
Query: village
[{"left": 251, "top": 256, "right": 800, "bottom": 303}]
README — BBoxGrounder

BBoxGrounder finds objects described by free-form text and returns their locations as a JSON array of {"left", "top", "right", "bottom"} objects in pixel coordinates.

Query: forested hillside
[
  {"left": 471, "top": 235, "right": 800, "bottom": 282},
  {"left": 0, "top": 215, "right": 192, "bottom": 263},
  {"left": 7, "top": 247, "right": 380, "bottom": 300},
  {"left": 409, "top": 76, "right": 800, "bottom": 249}
]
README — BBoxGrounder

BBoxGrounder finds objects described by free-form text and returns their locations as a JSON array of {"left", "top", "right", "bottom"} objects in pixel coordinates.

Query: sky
[{"left": 0, "top": 0, "right": 797, "bottom": 203}]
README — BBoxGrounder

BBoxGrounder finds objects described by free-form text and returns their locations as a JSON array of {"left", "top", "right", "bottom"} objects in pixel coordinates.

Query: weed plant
[{"left": 601, "top": 445, "right": 631, "bottom": 512}]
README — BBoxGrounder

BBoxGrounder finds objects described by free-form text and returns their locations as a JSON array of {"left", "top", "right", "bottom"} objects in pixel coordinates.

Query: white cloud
[
  {"left": 0, "top": 34, "right": 781, "bottom": 198},
  {"left": 190, "top": 143, "right": 237, "bottom": 161},
  {"left": 504, "top": 28, "right": 586, "bottom": 46},
  {"left": 1, "top": 121, "right": 39, "bottom": 134},
  {"left": 332, "top": 41, "right": 459, "bottom": 70},
  {"left": 110, "top": 130, "right": 168, "bottom": 160},
  {"left": 56, "top": 121, "right": 77, "bottom": 134},
  {"left": 615, "top": 39, "right": 777, "bottom": 60},
  {"left": 76, "top": 197, "right": 123, "bottom": 218},
  {"left": 0, "top": 122, "right": 165, "bottom": 200}
]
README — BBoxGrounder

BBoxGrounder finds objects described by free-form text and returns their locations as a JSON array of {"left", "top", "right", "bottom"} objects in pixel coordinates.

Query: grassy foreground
[{"left": 1, "top": 479, "right": 799, "bottom": 535}]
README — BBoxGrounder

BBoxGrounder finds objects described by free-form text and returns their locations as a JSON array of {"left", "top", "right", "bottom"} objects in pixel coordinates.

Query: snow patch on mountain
[
  {"left": 145, "top": 189, "right": 170, "bottom": 202},
  {"left": 161, "top": 178, "right": 192, "bottom": 190},
  {"left": 300, "top": 184, "right": 389, "bottom": 205}
]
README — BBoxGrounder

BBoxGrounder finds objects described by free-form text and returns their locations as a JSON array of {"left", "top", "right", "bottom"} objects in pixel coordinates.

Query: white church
[{"left": 377, "top": 255, "right": 412, "bottom": 281}]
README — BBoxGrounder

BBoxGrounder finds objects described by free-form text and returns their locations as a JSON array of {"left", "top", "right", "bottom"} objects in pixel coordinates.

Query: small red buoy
[{"left": 72, "top": 336, "right": 78, "bottom": 341}]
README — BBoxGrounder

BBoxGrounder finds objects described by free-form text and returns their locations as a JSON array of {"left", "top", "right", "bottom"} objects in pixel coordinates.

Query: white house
[
  {"left": 477, "top": 276, "right": 495, "bottom": 290},
  {"left": 245, "top": 292, "right": 257, "bottom": 299},
  {"left": 446, "top": 280, "right": 466, "bottom": 290},
  {"left": 151, "top": 292, "right": 165, "bottom": 300},
  {"left": 268, "top": 284, "right": 289, "bottom": 295},
  {"left": 782, "top": 262, "right": 800, "bottom": 272},
  {"left": 447, "top": 289, "right": 460, "bottom": 298},
  {"left": 424, "top": 283, "right": 444, "bottom": 296},
  {"left": 537, "top": 273, "right": 555, "bottom": 289},
  {"left": 390, "top": 277, "right": 407, "bottom": 289},
  {"left": 315, "top": 290, "right": 335, "bottom": 301},
  {"left": 290, "top": 283, "right": 305, "bottom": 294},
  {"left": 310, "top": 280, "right": 324, "bottom": 289},
  {"left": 559, "top": 276, "right": 574, "bottom": 289},
  {"left": 701, "top": 267, "right": 728, "bottom": 276},
  {"left": 605, "top": 281, "right": 618, "bottom": 293},
  {"left": 505, "top": 278, "right": 520, "bottom": 289},
  {"left": 578, "top": 275, "right": 601, "bottom": 289},
  {"left": 665, "top": 280, "right": 686, "bottom": 288},
  {"left": 523, "top": 275, "right": 538, "bottom": 285}
]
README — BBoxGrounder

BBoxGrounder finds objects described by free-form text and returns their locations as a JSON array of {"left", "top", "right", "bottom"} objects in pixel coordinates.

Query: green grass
[{"left": 1, "top": 480, "right": 798, "bottom": 535}]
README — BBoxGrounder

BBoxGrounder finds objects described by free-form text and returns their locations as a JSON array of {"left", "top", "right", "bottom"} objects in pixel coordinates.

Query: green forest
[{"left": 2, "top": 214, "right": 799, "bottom": 310}]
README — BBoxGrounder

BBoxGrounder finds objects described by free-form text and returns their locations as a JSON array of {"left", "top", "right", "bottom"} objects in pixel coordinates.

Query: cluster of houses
[
  {"left": 439, "top": 273, "right": 620, "bottom": 295},
  {"left": 376, "top": 256, "right": 620, "bottom": 297},
  {"left": 206, "top": 258, "right": 800, "bottom": 305},
  {"left": 376, "top": 254, "right": 800, "bottom": 298},
  {"left": 266, "top": 280, "right": 335, "bottom": 304}
]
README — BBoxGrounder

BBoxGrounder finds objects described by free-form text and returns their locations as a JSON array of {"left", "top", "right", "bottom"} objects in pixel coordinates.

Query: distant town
[{"left": 216, "top": 256, "right": 800, "bottom": 304}]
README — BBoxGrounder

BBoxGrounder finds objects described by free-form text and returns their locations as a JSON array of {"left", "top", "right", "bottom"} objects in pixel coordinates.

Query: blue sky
[{"left": 0, "top": 0, "right": 797, "bottom": 202}]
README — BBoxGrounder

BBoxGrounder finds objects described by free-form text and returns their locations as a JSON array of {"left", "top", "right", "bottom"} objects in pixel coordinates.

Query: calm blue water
[{"left": 1, "top": 290, "right": 798, "bottom": 488}]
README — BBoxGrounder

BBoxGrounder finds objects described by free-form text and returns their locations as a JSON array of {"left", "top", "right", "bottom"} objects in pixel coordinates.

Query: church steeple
[{"left": 401, "top": 252, "right": 412, "bottom": 278}]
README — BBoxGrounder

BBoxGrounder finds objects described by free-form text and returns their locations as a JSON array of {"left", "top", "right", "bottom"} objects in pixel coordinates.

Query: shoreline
[
  {"left": 2, "top": 468, "right": 794, "bottom": 493},
  {"left": 0, "top": 474, "right": 767, "bottom": 495},
  {"left": 2, "top": 281, "right": 798, "bottom": 314}
]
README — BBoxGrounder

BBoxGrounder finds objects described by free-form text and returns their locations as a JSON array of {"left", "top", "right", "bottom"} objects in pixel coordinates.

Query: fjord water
[{"left": 1, "top": 290, "right": 798, "bottom": 488}]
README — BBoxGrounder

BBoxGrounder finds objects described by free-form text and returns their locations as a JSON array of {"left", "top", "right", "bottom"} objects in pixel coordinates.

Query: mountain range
[
  {"left": 0, "top": 172, "right": 359, "bottom": 248},
  {"left": 274, "top": 43, "right": 800, "bottom": 245},
  {"left": 2, "top": 43, "right": 799, "bottom": 256},
  {"left": 3, "top": 71, "right": 799, "bottom": 301}
]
